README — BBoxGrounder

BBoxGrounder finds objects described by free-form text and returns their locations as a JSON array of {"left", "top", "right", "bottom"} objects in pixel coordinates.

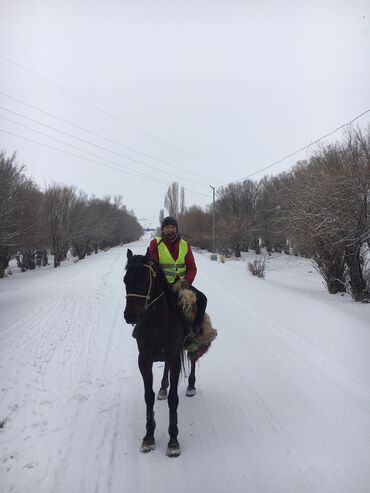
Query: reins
[{"left": 126, "top": 263, "right": 165, "bottom": 311}]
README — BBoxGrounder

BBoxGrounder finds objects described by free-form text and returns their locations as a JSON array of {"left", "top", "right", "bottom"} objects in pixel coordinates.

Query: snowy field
[{"left": 1, "top": 238, "right": 370, "bottom": 493}]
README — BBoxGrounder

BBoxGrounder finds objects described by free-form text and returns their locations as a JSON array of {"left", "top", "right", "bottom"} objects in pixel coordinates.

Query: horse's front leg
[
  {"left": 186, "top": 359, "right": 196, "bottom": 397},
  {"left": 138, "top": 353, "right": 156, "bottom": 452},
  {"left": 157, "top": 362, "right": 169, "bottom": 400},
  {"left": 166, "top": 356, "right": 181, "bottom": 457}
]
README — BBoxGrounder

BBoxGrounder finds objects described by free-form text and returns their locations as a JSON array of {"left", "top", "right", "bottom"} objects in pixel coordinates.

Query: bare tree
[
  {"left": 159, "top": 209, "right": 164, "bottom": 226},
  {"left": 180, "top": 186, "right": 185, "bottom": 216},
  {"left": 43, "top": 184, "right": 77, "bottom": 267},
  {"left": 0, "top": 152, "right": 42, "bottom": 276},
  {"left": 0, "top": 152, "right": 24, "bottom": 250},
  {"left": 13, "top": 185, "right": 46, "bottom": 272},
  {"left": 178, "top": 205, "right": 212, "bottom": 249},
  {"left": 215, "top": 180, "right": 259, "bottom": 256},
  {"left": 164, "top": 182, "right": 179, "bottom": 218},
  {"left": 69, "top": 191, "right": 92, "bottom": 259},
  {"left": 255, "top": 176, "right": 287, "bottom": 254}
]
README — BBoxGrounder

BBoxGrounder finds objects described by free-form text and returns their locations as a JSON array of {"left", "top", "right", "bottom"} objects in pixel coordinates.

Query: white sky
[{"left": 0, "top": 0, "right": 369, "bottom": 228}]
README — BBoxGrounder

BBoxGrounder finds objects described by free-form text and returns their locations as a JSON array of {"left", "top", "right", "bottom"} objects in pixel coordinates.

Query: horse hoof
[
  {"left": 186, "top": 387, "right": 196, "bottom": 397},
  {"left": 157, "top": 388, "right": 168, "bottom": 400},
  {"left": 166, "top": 445, "right": 181, "bottom": 457},
  {"left": 140, "top": 440, "right": 155, "bottom": 453}
]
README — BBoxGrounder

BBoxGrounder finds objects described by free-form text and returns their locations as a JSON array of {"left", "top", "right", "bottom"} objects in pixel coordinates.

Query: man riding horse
[
  {"left": 124, "top": 218, "right": 216, "bottom": 455},
  {"left": 148, "top": 216, "right": 207, "bottom": 352}
]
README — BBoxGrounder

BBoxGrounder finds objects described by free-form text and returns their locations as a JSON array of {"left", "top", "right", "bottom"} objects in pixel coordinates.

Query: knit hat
[{"left": 161, "top": 216, "right": 178, "bottom": 231}]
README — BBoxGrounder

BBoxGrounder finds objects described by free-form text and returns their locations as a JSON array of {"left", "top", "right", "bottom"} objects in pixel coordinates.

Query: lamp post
[{"left": 209, "top": 185, "right": 217, "bottom": 261}]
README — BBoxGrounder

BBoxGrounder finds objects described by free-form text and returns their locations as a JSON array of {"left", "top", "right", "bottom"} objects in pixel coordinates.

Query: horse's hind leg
[
  {"left": 157, "top": 362, "right": 169, "bottom": 400},
  {"left": 138, "top": 354, "right": 156, "bottom": 453},
  {"left": 166, "top": 357, "right": 181, "bottom": 457},
  {"left": 186, "top": 360, "right": 196, "bottom": 397}
]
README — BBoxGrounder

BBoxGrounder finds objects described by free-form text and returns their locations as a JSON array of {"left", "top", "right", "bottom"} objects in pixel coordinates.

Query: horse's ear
[
  {"left": 127, "top": 249, "right": 133, "bottom": 260},
  {"left": 144, "top": 248, "right": 150, "bottom": 262}
]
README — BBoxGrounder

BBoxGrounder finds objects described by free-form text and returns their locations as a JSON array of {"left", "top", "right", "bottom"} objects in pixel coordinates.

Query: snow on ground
[{"left": 0, "top": 239, "right": 370, "bottom": 493}]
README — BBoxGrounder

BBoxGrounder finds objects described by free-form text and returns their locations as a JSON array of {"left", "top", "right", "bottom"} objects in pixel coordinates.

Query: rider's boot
[{"left": 184, "top": 323, "right": 202, "bottom": 352}]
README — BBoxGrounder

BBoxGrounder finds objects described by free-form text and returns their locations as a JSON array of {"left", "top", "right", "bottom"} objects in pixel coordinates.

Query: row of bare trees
[
  {"left": 0, "top": 152, "right": 143, "bottom": 277},
  {"left": 167, "top": 128, "right": 369, "bottom": 301},
  {"left": 277, "top": 130, "right": 369, "bottom": 300}
]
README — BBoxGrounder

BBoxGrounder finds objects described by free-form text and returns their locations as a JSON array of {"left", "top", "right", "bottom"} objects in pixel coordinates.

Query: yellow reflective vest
[{"left": 156, "top": 236, "right": 188, "bottom": 283}]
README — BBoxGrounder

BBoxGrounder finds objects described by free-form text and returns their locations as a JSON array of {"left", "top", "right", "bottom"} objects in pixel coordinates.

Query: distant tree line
[
  {"left": 0, "top": 151, "right": 143, "bottom": 277},
  {"left": 164, "top": 128, "right": 370, "bottom": 302}
]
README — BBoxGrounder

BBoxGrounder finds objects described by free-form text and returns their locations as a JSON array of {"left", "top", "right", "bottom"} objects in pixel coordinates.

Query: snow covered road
[{"left": 1, "top": 239, "right": 370, "bottom": 493}]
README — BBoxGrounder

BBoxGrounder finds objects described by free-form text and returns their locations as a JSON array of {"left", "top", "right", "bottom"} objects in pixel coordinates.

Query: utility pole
[{"left": 209, "top": 185, "right": 217, "bottom": 261}]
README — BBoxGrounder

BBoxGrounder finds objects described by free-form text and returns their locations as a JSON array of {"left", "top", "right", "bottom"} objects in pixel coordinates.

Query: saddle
[{"left": 172, "top": 280, "right": 217, "bottom": 359}]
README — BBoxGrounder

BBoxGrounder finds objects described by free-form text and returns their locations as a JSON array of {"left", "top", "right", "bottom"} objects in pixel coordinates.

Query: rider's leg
[{"left": 189, "top": 286, "right": 207, "bottom": 334}]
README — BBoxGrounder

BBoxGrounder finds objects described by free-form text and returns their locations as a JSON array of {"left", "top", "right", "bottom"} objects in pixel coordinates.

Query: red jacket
[{"left": 149, "top": 236, "right": 197, "bottom": 284}]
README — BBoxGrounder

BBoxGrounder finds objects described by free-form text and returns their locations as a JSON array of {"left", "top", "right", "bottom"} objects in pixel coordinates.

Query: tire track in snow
[
  {"left": 47, "top": 253, "right": 128, "bottom": 493},
  {"left": 0, "top": 252, "right": 127, "bottom": 492}
]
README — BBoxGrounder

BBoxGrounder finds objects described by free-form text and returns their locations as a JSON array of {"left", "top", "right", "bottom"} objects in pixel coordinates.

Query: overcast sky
[{"left": 1, "top": 0, "right": 369, "bottom": 228}]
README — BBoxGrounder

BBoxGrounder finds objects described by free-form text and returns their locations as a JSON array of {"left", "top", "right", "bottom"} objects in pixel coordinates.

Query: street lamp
[{"left": 209, "top": 185, "right": 217, "bottom": 261}]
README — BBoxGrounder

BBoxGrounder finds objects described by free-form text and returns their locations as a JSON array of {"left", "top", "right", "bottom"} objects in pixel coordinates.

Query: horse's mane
[{"left": 151, "top": 260, "right": 170, "bottom": 295}]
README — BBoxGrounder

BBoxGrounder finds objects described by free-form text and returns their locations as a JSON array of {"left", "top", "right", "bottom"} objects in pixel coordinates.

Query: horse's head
[{"left": 123, "top": 248, "right": 160, "bottom": 324}]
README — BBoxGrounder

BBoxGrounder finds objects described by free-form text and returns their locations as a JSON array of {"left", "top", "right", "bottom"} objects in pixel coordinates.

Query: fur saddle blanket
[{"left": 172, "top": 280, "right": 217, "bottom": 360}]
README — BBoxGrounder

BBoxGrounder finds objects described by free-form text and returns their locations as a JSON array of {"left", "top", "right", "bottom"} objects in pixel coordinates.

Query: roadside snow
[{"left": 1, "top": 240, "right": 369, "bottom": 493}]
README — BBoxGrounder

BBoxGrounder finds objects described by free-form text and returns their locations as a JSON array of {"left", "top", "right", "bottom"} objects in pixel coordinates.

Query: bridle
[{"left": 126, "top": 263, "right": 165, "bottom": 311}]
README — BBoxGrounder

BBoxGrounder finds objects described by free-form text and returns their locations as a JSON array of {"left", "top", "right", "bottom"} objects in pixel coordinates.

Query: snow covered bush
[{"left": 248, "top": 258, "right": 266, "bottom": 278}]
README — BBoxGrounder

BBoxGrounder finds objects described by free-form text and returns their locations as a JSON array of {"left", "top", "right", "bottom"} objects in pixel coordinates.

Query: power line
[
  {"left": 4, "top": 53, "right": 368, "bottom": 196},
  {"left": 199, "top": 189, "right": 213, "bottom": 207},
  {"left": 0, "top": 53, "right": 214, "bottom": 170},
  {"left": 0, "top": 111, "right": 210, "bottom": 189},
  {"left": 0, "top": 127, "right": 169, "bottom": 185},
  {"left": 0, "top": 91, "right": 211, "bottom": 183},
  {"left": 0, "top": 127, "right": 209, "bottom": 196},
  {"left": 228, "top": 107, "right": 370, "bottom": 185}
]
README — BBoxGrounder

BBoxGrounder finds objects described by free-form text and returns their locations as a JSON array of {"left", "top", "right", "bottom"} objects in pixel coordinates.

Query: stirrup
[
  {"left": 185, "top": 341, "right": 199, "bottom": 353},
  {"left": 184, "top": 333, "right": 198, "bottom": 352}
]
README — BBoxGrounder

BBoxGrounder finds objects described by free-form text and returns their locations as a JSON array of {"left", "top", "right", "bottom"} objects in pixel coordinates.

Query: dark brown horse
[{"left": 123, "top": 248, "right": 195, "bottom": 457}]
